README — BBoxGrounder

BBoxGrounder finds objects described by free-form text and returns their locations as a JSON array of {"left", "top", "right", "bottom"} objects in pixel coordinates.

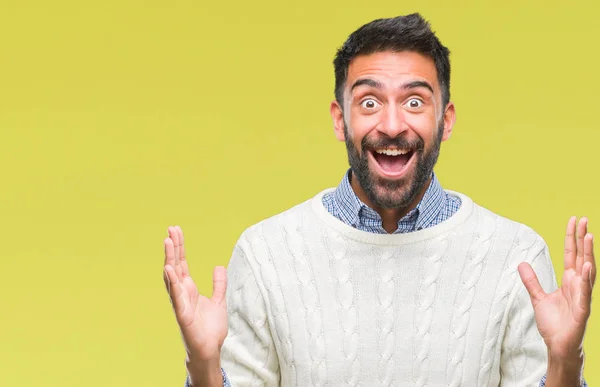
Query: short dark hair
[{"left": 333, "top": 13, "right": 451, "bottom": 108}]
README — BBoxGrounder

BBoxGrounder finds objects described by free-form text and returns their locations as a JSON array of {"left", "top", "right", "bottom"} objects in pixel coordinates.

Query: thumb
[
  {"left": 518, "top": 262, "right": 547, "bottom": 306},
  {"left": 211, "top": 266, "right": 228, "bottom": 305}
]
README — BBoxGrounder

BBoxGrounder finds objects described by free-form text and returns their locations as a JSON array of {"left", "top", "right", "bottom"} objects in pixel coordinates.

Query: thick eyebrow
[
  {"left": 350, "top": 78, "right": 383, "bottom": 93},
  {"left": 350, "top": 78, "right": 435, "bottom": 95},
  {"left": 401, "top": 80, "right": 434, "bottom": 94}
]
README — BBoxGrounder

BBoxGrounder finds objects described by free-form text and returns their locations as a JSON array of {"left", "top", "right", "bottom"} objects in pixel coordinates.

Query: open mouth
[{"left": 369, "top": 147, "right": 415, "bottom": 178}]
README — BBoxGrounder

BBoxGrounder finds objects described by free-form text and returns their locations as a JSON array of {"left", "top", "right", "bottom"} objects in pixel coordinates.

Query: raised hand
[
  {"left": 163, "top": 225, "right": 228, "bottom": 362},
  {"left": 518, "top": 217, "right": 595, "bottom": 361}
]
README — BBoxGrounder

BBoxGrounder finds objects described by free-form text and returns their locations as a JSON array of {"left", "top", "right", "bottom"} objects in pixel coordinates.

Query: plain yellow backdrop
[{"left": 0, "top": 0, "right": 597, "bottom": 385}]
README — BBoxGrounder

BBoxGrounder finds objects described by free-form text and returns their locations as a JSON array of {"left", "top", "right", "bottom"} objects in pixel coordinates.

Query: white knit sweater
[{"left": 220, "top": 189, "right": 557, "bottom": 386}]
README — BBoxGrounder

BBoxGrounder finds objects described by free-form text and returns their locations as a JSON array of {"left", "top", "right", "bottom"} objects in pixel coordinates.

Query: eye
[
  {"left": 360, "top": 98, "right": 380, "bottom": 109},
  {"left": 406, "top": 98, "right": 423, "bottom": 109}
]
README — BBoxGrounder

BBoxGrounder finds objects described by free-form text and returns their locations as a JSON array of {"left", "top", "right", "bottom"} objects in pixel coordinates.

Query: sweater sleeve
[
  {"left": 184, "top": 368, "right": 231, "bottom": 387},
  {"left": 219, "top": 235, "right": 280, "bottom": 386},
  {"left": 499, "top": 244, "right": 557, "bottom": 386}
]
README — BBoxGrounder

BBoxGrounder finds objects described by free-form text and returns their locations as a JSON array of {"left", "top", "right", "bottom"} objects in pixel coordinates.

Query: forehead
[{"left": 347, "top": 51, "right": 439, "bottom": 92}]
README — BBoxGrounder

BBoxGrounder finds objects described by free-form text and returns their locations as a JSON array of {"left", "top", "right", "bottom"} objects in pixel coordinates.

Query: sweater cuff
[
  {"left": 184, "top": 368, "right": 231, "bottom": 387},
  {"left": 539, "top": 373, "right": 588, "bottom": 387}
]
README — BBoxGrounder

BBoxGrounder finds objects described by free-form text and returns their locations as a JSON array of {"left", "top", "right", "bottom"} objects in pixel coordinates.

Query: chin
[
  {"left": 373, "top": 190, "right": 413, "bottom": 209},
  {"left": 367, "top": 181, "right": 411, "bottom": 209},
  {"left": 366, "top": 164, "right": 419, "bottom": 205}
]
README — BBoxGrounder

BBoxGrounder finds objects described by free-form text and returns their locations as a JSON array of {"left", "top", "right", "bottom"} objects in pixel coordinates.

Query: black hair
[{"left": 333, "top": 13, "right": 451, "bottom": 108}]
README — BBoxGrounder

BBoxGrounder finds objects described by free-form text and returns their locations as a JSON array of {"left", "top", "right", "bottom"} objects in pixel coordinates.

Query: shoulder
[
  {"left": 241, "top": 197, "right": 316, "bottom": 242},
  {"left": 453, "top": 193, "right": 558, "bottom": 311},
  {"left": 450, "top": 190, "right": 549, "bottom": 259},
  {"left": 467, "top": 195, "right": 556, "bottom": 292},
  {"left": 229, "top": 193, "right": 323, "bottom": 265}
]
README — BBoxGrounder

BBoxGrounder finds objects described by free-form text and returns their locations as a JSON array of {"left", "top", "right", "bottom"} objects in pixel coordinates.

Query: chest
[{"left": 252, "top": 222, "right": 517, "bottom": 386}]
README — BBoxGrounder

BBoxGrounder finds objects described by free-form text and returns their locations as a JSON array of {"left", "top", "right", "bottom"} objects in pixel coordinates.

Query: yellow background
[{"left": 0, "top": 0, "right": 597, "bottom": 385}]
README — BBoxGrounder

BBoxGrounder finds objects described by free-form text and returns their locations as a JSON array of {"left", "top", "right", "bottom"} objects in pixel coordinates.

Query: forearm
[
  {"left": 185, "top": 354, "right": 223, "bottom": 387},
  {"left": 544, "top": 353, "right": 585, "bottom": 387}
]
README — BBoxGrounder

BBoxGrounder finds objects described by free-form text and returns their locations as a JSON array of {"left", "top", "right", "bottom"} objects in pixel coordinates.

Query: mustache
[{"left": 361, "top": 135, "right": 424, "bottom": 153}]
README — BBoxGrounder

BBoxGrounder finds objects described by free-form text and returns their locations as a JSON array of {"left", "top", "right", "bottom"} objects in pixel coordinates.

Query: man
[{"left": 163, "top": 14, "right": 595, "bottom": 386}]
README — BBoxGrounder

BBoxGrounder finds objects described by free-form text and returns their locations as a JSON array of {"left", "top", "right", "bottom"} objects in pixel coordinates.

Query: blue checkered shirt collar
[{"left": 330, "top": 168, "right": 447, "bottom": 233}]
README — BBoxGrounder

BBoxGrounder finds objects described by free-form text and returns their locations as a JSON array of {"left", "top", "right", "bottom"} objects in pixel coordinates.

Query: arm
[
  {"left": 518, "top": 217, "right": 595, "bottom": 387},
  {"left": 218, "top": 237, "right": 280, "bottom": 386},
  {"left": 164, "top": 226, "right": 280, "bottom": 387},
  {"left": 499, "top": 245, "right": 556, "bottom": 386}
]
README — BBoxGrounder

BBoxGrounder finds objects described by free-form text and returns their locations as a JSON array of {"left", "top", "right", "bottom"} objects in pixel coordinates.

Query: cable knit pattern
[
  {"left": 500, "top": 245, "right": 559, "bottom": 385},
  {"left": 446, "top": 211, "right": 497, "bottom": 386},
  {"left": 324, "top": 228, "right": 360, "bottom": 386},
  {"left": 412, "top": 235, "right": 449, "bottom": 386},
  {"left": 248, "top": 227, "right": 295, "bottom": 379},
  {"left": 506, "top": 282, "right": 527, "bottom": 377},
  {"left": 477, "top": 224, "right": 540, "bottom": 386},
  {"left": 214, "top": 189, "right": 556, "bottom": 386},
  {"left": 283, "top": 216, "right": 327, "bottom": 385},
  {"left": 376, "top": 247, "right": 396, "bottom": 386},
  {"left": 220, "top": 242, "right": 280, "bottom": 386}
]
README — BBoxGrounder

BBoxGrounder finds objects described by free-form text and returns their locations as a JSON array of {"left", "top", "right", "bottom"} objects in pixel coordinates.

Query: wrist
[
  {"left": 186, "top": 353, "right": 223, "bottom": 387},
  {"left": 548, "top": 348, "right": 584, "bottom": 367},
  {"left": 545, "top": 352, "right": 585, "bottom": 387}
]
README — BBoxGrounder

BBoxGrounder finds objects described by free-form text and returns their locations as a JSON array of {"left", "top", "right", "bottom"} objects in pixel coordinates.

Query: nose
[{"left": 378, "top": 103, "right": 409, "bottom": 138}]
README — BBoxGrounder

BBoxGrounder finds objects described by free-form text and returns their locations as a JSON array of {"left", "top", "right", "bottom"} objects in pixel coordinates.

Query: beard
[{"left": 344, "top": 122, "right": 443, "bottom": 209}]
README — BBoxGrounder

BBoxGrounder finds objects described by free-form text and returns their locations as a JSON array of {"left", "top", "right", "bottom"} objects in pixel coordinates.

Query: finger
[
  {"left": 177, "top": 226, "right": 190, "bottom": 278},
  {"left": 518, "top": 262, "right": 547, "bottom": 306},
  {"left": 584, "top": 233, "right": 596, "bottom": 286},
  {"left": 169, "top": 226, "right": 183, "bottom": 279},
  {"left": 164, "top": 264, "right": 185, "bottom": 315},
  {"left": 579, "top": 261, "right": 593, "bottom": 318},
  {"left": 211, "top": 266, "right": 228, "bottom": 305},
  {"left": 564, "top": 216, "right": 577, "bottom": 270},
  {"left": 576, "top": 217, "right": 588, "bottom": 274},
  {"left": 563, "top": 269, "right": 574, "bottom": 304},
  {"left": 164, "top": 237, "right": 176, "bottom": 268}
]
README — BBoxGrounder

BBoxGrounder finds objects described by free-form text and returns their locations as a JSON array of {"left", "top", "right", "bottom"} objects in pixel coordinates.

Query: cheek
[
  {"left": 348, "top": 111, "right": 379, "bottom": 144},
  {"left": 405, "top": 113, "right": 438, "bottom": 142}
]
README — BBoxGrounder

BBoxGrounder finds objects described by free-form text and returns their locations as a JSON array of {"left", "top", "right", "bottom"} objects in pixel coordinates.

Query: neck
[{"left": 349, "top": 172, "right": 432, "bottom": 233}]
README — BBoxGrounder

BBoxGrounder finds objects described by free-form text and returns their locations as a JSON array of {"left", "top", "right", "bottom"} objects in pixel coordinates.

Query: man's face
[{"left": 330, "top": 51, "right": 455, "bottom": 209}]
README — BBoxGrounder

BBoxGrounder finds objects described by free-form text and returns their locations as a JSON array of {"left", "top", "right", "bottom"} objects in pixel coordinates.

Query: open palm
[
  {"left": 518, "top": 217, "right": 595, "bottom": 358},
  {"left": 163, "top": 226, "right": 228, "bottom": 360}
]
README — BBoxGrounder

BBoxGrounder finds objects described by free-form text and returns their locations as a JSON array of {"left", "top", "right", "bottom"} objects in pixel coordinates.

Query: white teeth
[{"left": 375, "top": 148, "right": 409, "bottom": 156}]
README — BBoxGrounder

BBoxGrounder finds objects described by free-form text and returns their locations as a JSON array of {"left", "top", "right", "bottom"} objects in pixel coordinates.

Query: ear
[
  {"left": 440, "top": 101, "right": 456, "bottom": 142},
  {"left": 330, "top": 100, "right": 346, "bottom": 142}
]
